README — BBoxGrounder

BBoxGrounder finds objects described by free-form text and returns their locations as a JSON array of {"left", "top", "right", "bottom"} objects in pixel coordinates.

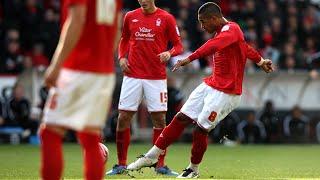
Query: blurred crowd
[
  {"left": 210, "top": 101, "right": 320, "bottom": 144},
  {"left": 0, "top": 0, "right": 320, "bottom": 144},
  {"left": 0, "top": 82, "right": 41, "bottom": 143},
  {"left": 0, "top": 0, "right": 320, "bottom": 75},
  {"left": 0, "top": 0, "right": 59, "bottom": 74}
]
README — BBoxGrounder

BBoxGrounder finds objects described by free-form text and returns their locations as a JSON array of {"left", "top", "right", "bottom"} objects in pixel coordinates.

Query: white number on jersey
[{"left": 96, "top": 0, "right": 116, "bottom": 25}]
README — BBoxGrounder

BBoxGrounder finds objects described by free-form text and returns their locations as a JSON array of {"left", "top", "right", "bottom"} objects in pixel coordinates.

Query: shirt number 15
[{"left": 160, "top": 92, "right": 168, "bottom": 103}]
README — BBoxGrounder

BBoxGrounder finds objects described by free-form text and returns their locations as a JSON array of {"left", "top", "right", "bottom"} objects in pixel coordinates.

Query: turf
[{"left": 0, "top": 143, "right": 320, "bottom": 179}]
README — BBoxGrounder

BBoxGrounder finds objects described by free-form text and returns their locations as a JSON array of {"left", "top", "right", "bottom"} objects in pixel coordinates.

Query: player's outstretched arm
[{"left": 172, "top": 58, "right": 191, "bottom": 72}]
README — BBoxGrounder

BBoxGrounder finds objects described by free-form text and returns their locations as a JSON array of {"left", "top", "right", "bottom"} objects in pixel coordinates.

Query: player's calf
[{"left": 77, "top": 132, "right": 104, "bottom": 180}]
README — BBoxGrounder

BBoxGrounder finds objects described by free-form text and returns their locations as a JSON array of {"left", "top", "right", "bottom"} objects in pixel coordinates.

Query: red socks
[
  {"left": 191, "top": 130, "right": 208, "bottom": 164},
  {"left": 40, "top": 127, "right": 104, "bottom": 180},
  {"left": 155, "top": 115, "right": 190, "bottom": 150},
  {"left": 77, "top": 132, "right": 104, "bottom": 180},
  {"left": 116, "top": 128, "right": 130, "bottom": 166},
  {"left": 40, "top": 127, "right": 63, "bottom": 180},
  {"left": 153, "top": 128, "right": 165, "bottom": 167}
]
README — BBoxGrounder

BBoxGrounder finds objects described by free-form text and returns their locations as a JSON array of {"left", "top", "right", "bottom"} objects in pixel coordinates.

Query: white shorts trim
[
  {"left": 42, "top": 69, "right": 115, "bottom": 131},
  {"left": 181, "top": 83, "right": 241, "bottom": 131},
  {"left": 118, "top": 76, "right": 167, "bottom": 112}
]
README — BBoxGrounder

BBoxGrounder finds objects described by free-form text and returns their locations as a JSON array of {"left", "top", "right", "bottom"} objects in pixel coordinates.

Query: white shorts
[
  {"left": 181, "top": 83, "right": 241, "bottom": 131},
  {"left": 43, "top": 68, "right": 115, "bottom": 131},
  {"left": 118, "top": 76, "right": 167, "bottom": 112}
]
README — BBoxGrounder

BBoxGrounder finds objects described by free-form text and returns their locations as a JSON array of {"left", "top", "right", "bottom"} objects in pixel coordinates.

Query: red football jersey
[
  {"left": 118, "top": 8, "right": 183, "bottom": 79},
  {"left": 188, "top": 22, "right": 261, "bottom": 95},
  {"left": 61, "top": 0, "right": 121, "bottom": 74}
]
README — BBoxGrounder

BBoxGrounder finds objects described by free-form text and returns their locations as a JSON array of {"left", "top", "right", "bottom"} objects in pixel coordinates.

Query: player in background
[
  {"left": 39, "top": 0, "right": 121, "bottom": 179},
  {"left": 106, "top": 0, "right": 183, "bottom": 176},
  {"left": 126, "top": 2, "right": 274, "bottom": 178}
]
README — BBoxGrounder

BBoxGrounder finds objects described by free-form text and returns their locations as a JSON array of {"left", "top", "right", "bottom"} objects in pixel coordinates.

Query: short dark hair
[{"left": 198, "top": 2, "right": 222, "bottom": 18}]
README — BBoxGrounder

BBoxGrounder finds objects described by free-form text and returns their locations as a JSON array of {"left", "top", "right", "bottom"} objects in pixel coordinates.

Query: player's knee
[
  {"left": 39, "top": 124, "right": 65, "bottom": 137},
  {"left": 195, "top": 125, "right": 209, "bottom": 135},
  {"left": 151, "top": 112, "right": 166, "bottom": 128},
  {"left": 152, "top": 120, "right": 166, "bottom": 128},
  {"left": 117, "top": 111, "right": 133, "bottom": 130},
  {"left": 175, "top": 112, "right": 193, "bottom": 125}
]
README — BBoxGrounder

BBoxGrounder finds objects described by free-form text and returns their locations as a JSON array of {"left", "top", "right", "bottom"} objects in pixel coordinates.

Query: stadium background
[
  {"left": 1, "top": 0, "right": 320, "bottom": 179},
  {"left": 0, "top": 0, "right": 320, "bottom": 145}
]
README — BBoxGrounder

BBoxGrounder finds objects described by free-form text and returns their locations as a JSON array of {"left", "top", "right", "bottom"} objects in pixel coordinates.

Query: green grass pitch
[{"left": 0, "top": 143, "right": 320, "bottom": 179}]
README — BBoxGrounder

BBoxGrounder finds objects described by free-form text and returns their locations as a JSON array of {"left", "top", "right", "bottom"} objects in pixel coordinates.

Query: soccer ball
[{"left": 99, "top": 143, "right": 109, "bottom": 163}]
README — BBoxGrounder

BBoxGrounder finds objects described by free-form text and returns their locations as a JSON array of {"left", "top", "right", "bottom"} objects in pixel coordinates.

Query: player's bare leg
[
  {"left": 106, "top": 110, "right": 135, "bottom": 175},
  {"left": 39, "top": 124, "right": 66, "bottom": 180},
  {"left": 151, "top": 112, "right": 179, "bottom": 176},
  {"left": 127, "top": 113, "right": 192, "bottom": 172}
]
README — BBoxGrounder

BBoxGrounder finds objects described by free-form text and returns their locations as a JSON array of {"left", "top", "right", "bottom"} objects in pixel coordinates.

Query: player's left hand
[
  {"left": 158, "top": 51, "right": 171, "bottom": 63},
  {"left": 44, "top": 65, "right": 60, "bottom": 88},
  {"left": 172, "top": 58, "right": 191, "bottom": 72},
  {"left": 259, "top": 59, "right": 274, "bottom": 73}
]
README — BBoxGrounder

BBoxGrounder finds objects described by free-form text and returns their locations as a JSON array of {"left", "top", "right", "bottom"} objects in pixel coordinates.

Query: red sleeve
[
  {"left": 118, "top": 12, "right": 130, "bottom": 59},
  {"left": 245, "top": 43, "right": 262, "bottom": 63},
  {"left": 166, "top": 14, "right": 183, "bottom": 56},
  {"left": 65, "top": 0, "right": 87, "bottom": 6},
  {"left": 188, "top": 24, "right": 239, "bottom": 61}
]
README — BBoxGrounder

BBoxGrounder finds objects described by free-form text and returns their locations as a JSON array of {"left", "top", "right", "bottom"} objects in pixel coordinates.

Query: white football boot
[{"left": 126, "top": 155, "right": 158, "bottom": 171}]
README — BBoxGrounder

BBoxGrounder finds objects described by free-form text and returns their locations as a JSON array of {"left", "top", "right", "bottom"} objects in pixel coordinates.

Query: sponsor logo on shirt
[
  {"left": 132, "top": 19, "right": 139, "bottom": 22},
  {"left": 139, "top": 27, "right": 152, "bottom": 33},
  {"left": 135, "top": 27, "right": 155, "bottom": 41}
]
